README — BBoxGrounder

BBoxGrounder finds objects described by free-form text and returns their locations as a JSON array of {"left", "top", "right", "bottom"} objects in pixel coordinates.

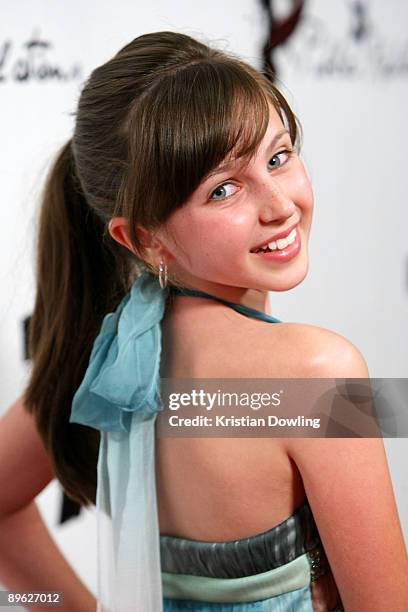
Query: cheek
[
  {"left": 166, "top": 208, "right": 253, "bottom": 265},
  {"left": 206, "top": 207, "right": 251, "bottom": 232},
  {"left": 197, "top": 209, "right": 254, "bottom": 258}
]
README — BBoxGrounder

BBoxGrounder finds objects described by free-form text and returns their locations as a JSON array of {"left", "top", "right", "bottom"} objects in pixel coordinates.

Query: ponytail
[{"left": 24, "top": 139, "right": 136, "bottom": 506}]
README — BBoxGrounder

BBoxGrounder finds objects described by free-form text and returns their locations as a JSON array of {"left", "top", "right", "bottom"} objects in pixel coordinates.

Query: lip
[
  {"left": 251, "top": 226, "right": 301, "bottom": 263},
  {"left": 250, "top": 222, "right": 299, "bottom": 252}
]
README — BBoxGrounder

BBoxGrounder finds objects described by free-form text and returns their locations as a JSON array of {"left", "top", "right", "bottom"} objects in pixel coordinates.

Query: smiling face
[{"left": 156, "top": 105, "right": 314, "bottom": 307}]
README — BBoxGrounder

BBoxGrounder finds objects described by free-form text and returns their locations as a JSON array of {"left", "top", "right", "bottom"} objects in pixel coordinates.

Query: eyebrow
[{"left": 205, "top": 128, "right": 290, "bottom": 180}]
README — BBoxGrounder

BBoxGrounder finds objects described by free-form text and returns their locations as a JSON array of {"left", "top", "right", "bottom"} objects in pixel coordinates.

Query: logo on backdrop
[
  {"left": 259, "top": 0, "right": 305, "bottom": 81},
  {"left": 0, "top": 30, "right": 82, "bottom": 84},
  {"left": 259, "top": 0, "right": 408, "bottom": 79}
]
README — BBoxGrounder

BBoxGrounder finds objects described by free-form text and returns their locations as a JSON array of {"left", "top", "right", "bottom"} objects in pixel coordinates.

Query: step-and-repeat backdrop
[{"left": 1, "top": 0, "right": 407, "bottom": 598}]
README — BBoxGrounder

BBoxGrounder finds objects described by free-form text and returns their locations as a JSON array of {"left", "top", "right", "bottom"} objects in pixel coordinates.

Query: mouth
[
  {"left": 250, "top": 223, "right": 298, "bottom": 254},
  {"left": 250, "top": 226, "right": 301, "bottom": 262}
]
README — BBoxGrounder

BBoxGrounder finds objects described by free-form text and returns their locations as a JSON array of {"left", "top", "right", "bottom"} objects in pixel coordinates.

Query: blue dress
[{"left": 161, "top": 285, "right": 344, "bottom": 612}]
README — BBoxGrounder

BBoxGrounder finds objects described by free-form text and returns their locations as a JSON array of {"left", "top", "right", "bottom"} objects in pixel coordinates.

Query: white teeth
[
  {"left": 267, "top": 228, "right": 296, "bottom": 251},
  {"left": 253, "top": 228, "right": 297, "bottom": 253}
]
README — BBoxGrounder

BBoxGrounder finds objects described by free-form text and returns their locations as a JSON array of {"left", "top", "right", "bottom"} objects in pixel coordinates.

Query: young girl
[{"left": 1, "top": 31, "right": 407, "bottom": 612}]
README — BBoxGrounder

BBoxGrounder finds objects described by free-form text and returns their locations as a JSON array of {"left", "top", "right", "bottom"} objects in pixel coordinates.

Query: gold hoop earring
[{"left": 158, "top": 260, "right": 168, "bottom": 289}]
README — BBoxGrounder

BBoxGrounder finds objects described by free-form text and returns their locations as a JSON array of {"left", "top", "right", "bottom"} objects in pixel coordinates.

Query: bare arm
[
  {"left": 285, "top": 335, "right": 408, "bottom": 611},
  {"left": 0, "top": 396, "right": 96, "bottom": 612}
]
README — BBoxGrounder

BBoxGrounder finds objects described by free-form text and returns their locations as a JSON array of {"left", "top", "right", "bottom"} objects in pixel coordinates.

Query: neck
[{"left": 169, "top": 273, "right": 272, "bottom": 316}]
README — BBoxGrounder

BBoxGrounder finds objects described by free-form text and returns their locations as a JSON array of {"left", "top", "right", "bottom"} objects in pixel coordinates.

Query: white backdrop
[{"left": 1, "top": 0, "right": 407, "bottom": 600}]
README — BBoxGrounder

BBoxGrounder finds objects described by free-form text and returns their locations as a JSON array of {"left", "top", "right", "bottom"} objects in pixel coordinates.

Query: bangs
[
  {"left": 152, "top": 61, "right": 271, "bottom": 204},
  {"left": 124, "top": 58, "right": 297, "bottom": 240}
]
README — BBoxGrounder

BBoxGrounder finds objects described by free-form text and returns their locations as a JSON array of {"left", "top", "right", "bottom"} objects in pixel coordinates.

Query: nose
[{"left": 258, "top": 179, "right": 296, "bottom": 224}]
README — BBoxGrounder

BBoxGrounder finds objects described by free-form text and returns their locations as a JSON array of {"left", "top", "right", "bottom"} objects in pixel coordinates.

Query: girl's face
[{"left": 158, "top": 105, "right": 314, "bottom": 307}]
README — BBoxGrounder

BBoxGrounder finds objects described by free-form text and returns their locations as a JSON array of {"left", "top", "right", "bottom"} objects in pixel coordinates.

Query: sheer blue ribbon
[
  {"left": 69, "top": 271, "right": 169, "bottom": 611},
  {"left": 70, "top": 270, "right": 168, "bottom": 431}
]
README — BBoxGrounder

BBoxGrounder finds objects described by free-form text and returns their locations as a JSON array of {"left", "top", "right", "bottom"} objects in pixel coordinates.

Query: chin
[
  {"left": 262, "top": 259, "right": 309, "bottom": 292},
  {"left": 272, "top": 277, "right": 306, "bottom": 292}
]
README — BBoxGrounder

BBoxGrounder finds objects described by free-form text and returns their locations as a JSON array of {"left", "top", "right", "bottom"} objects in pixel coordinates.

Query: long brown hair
[{"left": 23, "top": 31, "right": 299, "bottom": 506}]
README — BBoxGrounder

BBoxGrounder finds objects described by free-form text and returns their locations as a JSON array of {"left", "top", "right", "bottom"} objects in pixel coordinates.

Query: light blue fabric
[
  {"left": 69, "top": 271, "right": 169, "bottom": 611},
  {"left": 70, "top": 270, "right": 169, "bottom": 433},
  {"left": 161, "top": 552, "right": 311, "bottom": 602},
  {"left": 163, "top": 584, "right": 313, "bottom": 610}
]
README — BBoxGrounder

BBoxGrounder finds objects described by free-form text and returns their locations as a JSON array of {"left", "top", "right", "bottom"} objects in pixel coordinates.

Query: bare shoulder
[
  {"left": 164, "top": 299, "right": 369, "bottom": 379},
  {"left": 256, "top": 320, "right": 370, "bottom": 379}
]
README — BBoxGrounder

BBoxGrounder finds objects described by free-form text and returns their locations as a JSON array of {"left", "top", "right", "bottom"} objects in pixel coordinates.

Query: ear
[
  {"left": 108, "top": 217, "right": 135, "bottom": 254},
  {"left": 108, "top": 217, "right": 174, "bottom": 264}
]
